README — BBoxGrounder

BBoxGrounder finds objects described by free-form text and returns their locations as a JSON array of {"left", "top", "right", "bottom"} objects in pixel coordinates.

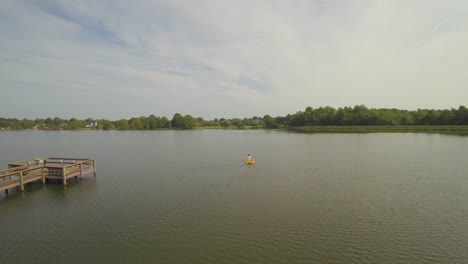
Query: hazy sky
[{"left": 1, "top": 0, "right": 467, "bottom": 119}]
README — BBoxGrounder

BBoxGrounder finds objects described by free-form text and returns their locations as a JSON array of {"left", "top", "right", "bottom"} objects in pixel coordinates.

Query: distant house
[{"left": 86, "top": 121, "right": 98, "bottom": 128}]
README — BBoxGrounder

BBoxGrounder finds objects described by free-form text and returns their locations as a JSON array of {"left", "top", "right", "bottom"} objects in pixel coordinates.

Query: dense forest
[{"left": 1, "top": 105, "right": 468, "bottom": 130}]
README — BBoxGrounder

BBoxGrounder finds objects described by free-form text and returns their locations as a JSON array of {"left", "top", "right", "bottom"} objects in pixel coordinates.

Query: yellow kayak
[{"left": 245, "top": 159, "right": 255, "bottom": 165}]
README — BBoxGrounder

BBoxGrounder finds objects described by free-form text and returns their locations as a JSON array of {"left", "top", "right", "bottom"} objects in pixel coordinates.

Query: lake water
[{"left": 1, "top": 130, "right": 467, "bottom": 263}]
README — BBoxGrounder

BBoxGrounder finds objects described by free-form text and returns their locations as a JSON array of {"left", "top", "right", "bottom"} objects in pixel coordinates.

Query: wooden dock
[{"left": 0, "top": 157, "right": 96, "bottom": 194}]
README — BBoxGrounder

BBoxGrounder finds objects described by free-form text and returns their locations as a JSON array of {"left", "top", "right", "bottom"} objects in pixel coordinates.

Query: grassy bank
[{"left": 289, "top": 125, "right": 468, "bottom": 134}]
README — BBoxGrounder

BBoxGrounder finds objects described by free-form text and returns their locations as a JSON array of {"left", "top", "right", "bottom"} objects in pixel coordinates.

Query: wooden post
[
  {"left": 62, "top": 167, "right": 67, "bottom": 186},
  {"left": 19, "top": 171, "right": 24, "bottom": 192},
  {"left": 41, "top": 166, "right": 45, "bottom": 184},
  {"left": 93, "top": 160, "right": 96, "bottom": 176},
  {"left": 79, "top": 163, "right": 83, "bottom": 179}
]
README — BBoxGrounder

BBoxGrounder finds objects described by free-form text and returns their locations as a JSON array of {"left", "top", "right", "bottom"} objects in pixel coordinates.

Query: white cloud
[{"left": 1, "top": 0, "right": 467, "bottom": 119}]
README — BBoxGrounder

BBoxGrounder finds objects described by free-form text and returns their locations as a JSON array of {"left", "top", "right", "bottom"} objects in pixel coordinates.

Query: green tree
[
  {"left": 171, "top": 113, "right": 185, "bottom": 128},
  {"left": 100, "top": 119, "right": 114, "bottom": 130},
  {"left": 53, "top": 117, "right": 63, "bottom": 128},
  {"left": 160, "top": 117, "right": 171, "bottom": 128},
  {"left": 147, "top": 115, "right": 159, "bottom": 129},
  {"left": 219, "top": 119, "right": 230, "bottom": 128},
  {"left": 115, "top": 119, "right": 130, "bottom": 130},
  {"left": 182, "top": 115, "right": 194, "bottom": 129},
  {"left": 336, "top": 107, "right": 353, "bottom": 125},
  {"left": 129, "top": 118, "right": 144, "bottom": 130},
  {"left": 68, "top": 120, "right": 85, "bottom": 130},
  {"left": 231, "top": 118, "right": 243, "bottom": 128},
  {"left": 21, "top": 118, "right": 35, "bottom": 129},
  {"left": 263, "top": 115, "right": 278, "bottom": 129},
  {"left": 194, "top": 117, "right": 205, "bottom": 128},
  {"left": 352, "top": 105, "right": 370, "bottom": 125},
  {"left": 45, "top": 118, "right": 53, "bottom": 127}
]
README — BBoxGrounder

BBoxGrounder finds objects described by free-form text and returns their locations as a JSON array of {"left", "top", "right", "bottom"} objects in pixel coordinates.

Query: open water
[{"left": 0, "top": 130, "right": 467, "bottom": 263}]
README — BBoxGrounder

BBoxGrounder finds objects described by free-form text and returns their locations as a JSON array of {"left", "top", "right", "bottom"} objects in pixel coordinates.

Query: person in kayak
[{"left": 247, "top": 154, "right": 252, "bottom": 161}]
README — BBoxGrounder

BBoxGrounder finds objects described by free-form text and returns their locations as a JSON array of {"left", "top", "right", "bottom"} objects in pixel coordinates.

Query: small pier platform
[{"left": 0, "top": 157, "right": 96, "bottom": 194}]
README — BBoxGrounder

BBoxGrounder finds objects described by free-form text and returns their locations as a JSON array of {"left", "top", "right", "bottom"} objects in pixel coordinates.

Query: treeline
[
  {"left": 0, "top": 114, "right": 261, "bottom": 130},
  {"left": 264, "top": 105, "right": 468, "bottom": 128},
  {"left": 1, "top": 105, "right": 468, "bottom": 130}
]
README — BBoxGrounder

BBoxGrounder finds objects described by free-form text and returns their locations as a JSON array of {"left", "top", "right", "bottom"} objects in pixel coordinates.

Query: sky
[{"left": 1, "top": 0, "right": 468, "bottom": 120}]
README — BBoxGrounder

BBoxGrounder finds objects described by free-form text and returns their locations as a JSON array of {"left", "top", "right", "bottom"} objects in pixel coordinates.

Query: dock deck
[{"left": 0, "top": 157, "right": 96, "bottom": 194}]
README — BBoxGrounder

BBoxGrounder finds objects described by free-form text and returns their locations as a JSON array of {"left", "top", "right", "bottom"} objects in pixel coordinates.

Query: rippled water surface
[{"left": 1, "top": 130, "right": 467, "bottom": 263}]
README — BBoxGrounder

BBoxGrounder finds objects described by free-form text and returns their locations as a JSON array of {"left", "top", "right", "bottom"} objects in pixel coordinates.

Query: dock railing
[
  {"left": 1, "top": 157, "right": 96, "bottom": 194},
  {"left": 0, "top": 165, "right": 46, "bottom": 192}
]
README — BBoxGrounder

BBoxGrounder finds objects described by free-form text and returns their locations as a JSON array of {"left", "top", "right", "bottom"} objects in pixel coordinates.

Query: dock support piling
[
  {"left": 93, "top": 160, "right": 96, "bottom": 176},
  {"left": 41, "top": 166, "right": 45, "bottom": 184},
  {"left": 19, "top": 171, "right": 24, "bottom": 192},
  {"left": 62, "top": 168, "right": 67, "bottom": 186},
  {"left": 79, "top": 163, "right": 83, "bottom": 179}
]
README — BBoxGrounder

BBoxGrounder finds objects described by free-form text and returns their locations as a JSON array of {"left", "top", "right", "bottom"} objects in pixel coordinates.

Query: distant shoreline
[
  {"left": 2, "top": 125, "right": 468, "bottom": 135},
  {"left": 288, "top": 125, "right": 468, "bottom": 134},
  {"left": 2, "top": 105, "right": 467, "bottom": 130}
]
